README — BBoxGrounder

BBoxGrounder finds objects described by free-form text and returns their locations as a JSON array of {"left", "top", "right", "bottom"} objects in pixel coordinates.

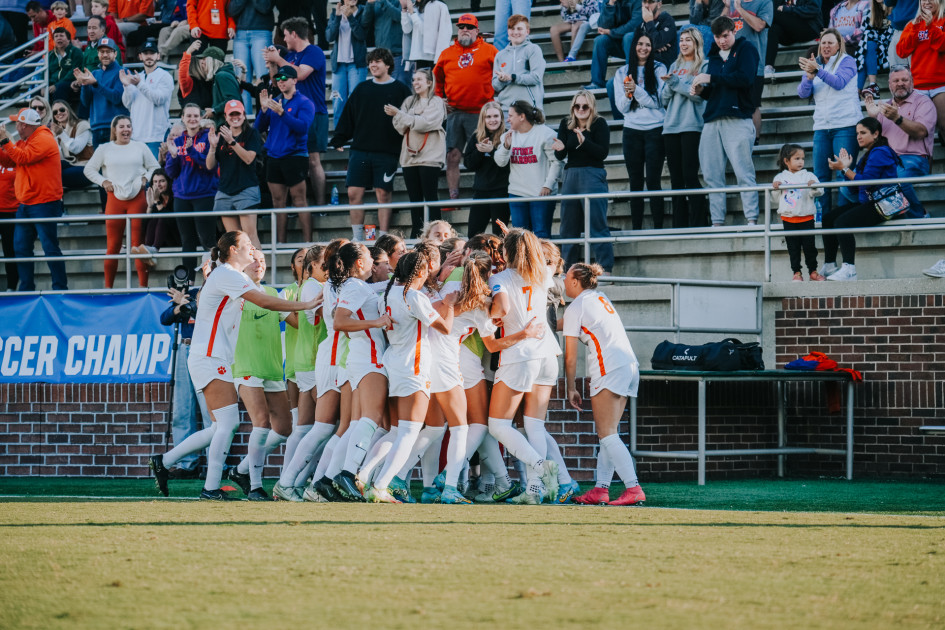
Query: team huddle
[{"left": 148, "top": 225, "right": 645, "bottom": 506}]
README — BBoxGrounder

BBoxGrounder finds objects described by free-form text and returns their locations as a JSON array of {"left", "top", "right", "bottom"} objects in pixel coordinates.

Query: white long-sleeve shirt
[
  {"left": 493, "top": 124, "right": 561, "bottom": 197},
  {"left": 401, "top": 1, "right": 451, "bottom": 62},
  {"left": 83, "top": 141, "right": 160, "bottom": 200},
  {"left": 613, "top": 62, "right": 668, "bottom": 131},
  {"left": 121, "top": 67, "right": 174, "bottom": 144}
]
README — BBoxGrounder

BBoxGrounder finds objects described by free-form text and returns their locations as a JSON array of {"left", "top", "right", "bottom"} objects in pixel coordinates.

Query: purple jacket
[{"left": 164, "top": 127, "right": 219, "bottom": 200}]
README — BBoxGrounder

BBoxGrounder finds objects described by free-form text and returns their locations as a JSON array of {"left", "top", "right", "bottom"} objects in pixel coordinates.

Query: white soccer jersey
[
  {"left": 490, "top": 268, "right": 554, "bottom": 365},
  {"left": 562, "top": 289, "right": 637, "bottom": 381},
  {"left": 318, "top": 282, "right": 344, "bottom": 366},
  {"left": 384, "top": 285, "right": 441, "bottom": 376},
  {"left": 336, "top": 277, "right": 387, "bottom": 367},
  {"left": 300, "top": 277, "right": 323, "bottom": 325},
  {"left": 190, "top": 263, "right": 254, "bottom": 365}
]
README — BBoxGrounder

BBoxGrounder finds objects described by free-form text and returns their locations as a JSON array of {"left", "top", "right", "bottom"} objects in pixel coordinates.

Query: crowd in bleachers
[{"left": 1, "top": 0, "right": 944, "bottom": 292}]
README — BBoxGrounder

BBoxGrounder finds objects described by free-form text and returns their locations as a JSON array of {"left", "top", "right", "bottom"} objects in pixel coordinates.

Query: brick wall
[{"left": 2, "top": 293, "right": 944, "bottom": 481}]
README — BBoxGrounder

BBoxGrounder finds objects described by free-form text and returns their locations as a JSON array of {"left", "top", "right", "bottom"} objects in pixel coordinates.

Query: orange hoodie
[
  {"left": 434, "top": 36, "right": 497, "bottom": 114},
  {"left": 0, "top": 126, "right": 63, "bottom": 205},
  {"left": 187, "top": 0, "right": 235, "bottom": 41},
  {"left": 896, "top": 18, "right": 945, "bottom": 90}
]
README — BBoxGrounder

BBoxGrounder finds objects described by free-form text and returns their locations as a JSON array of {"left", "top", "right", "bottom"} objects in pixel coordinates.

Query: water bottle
[
  {"left": 330, "top": 186, "right": 339, "bottom": 205},
  {"left": 815, "top": 199, "right": 822, "bottom": 225}
]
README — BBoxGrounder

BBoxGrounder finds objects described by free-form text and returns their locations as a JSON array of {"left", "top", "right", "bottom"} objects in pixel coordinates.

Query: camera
[{"left": 167, "top": 264, "right": 191, "bottom": 292}]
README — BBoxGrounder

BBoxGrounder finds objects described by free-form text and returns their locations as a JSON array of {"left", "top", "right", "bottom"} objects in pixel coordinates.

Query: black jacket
[{"left": 463, "top": 133, "right": 511, "bottom": 194}]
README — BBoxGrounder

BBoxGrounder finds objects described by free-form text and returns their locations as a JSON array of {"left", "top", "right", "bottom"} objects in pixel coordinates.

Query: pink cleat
[
  {"left": 608, "top": 485, "right": 646, "bottom": 506},
  {"left": 574, "top": 486, "right": 611, "bottom": 505}
]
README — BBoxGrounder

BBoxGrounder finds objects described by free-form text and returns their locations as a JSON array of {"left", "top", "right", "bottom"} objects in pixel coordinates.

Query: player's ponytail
[
  {"left": 329, "top": 242, "right": 365, "bottom": 290},
  {"left": 456, "top": 251, "right": 492, "bottom": 313},
  {"left": 213, "top": 231, "right": 243, "bottom": 263},
  {"left": 321, "top": 238, "right": 350, "bottom": 275},
  {"left": 504, "top": 228, "right": 544, "bottom": 286},
  {"left": 569, "top": 262, "right": 604, "bottom": 290}
]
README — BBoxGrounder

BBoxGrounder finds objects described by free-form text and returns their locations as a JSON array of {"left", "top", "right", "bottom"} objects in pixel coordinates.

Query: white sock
[
  {"left": 545, "top": 433, "right": 572, "bottom": 485},
  {"left": 312, "top": 434, "right": 339, "bottom": 481},
  {"left": 375, "top": 420, "right": 423, "bottom": 489},
  {"left": 420, "top": 429, "right": 446, "bottom": 486},
  {"left": 600, "top": 434, "right": 639, "bottom": 488},
  {"left": 479, "top": 471, "right": 496, "bottom": 493},
  {"left": 293, "top": 437, "right": 326, "bottom": 488},
  {"left": 595, "top": 444, "right": 614, "bottom": 488},
  {"left": 464, "top": 424, "right": 488, "bottom": 461},
  {"left": 351, "top": 224, "right": 364, "bottom": 241},
  {"left": 324, "top": 429, "right": 351, "bottom": 479},
  {"left": 162, "top": 423, "right": 216, "bottom": 467},
  {"left": 280, "top": 423, "right": 312, "bottom": 478},
  {"left": 359, "top": 427, "right": 395, "bottom": 483},
  {"left": 396, "top": 425, "right": 446, "bottom": 480},
  {"left": 282, "top": 407, "right": 299, "bottom": 463},
  {"left": 238, "top": 429, "right": 288, "bottom": 474},
  {"left": 460, "top": 459, "right": 469, "bottom": 488},
  {"left": 477, "top": 433, "right": 511, "bottom": 489},
  {"left": 366, "top": 426, "right": 388, "bottom": 452},
  {"left": 445, "top": 425, "right": 468, "bottom": 487},
  {"left": 523, "top": 415, "right": 549, "bottom": 459},
  {"left": 342, "top": 417, "right": 378, "bottom": 474},
  {"left": 488, "top": 417, "right": 541, "bottom": 469},
  {"left": 279, "top": 422, "right": 334, "bottom": 487},
  {"left": 203, "top": 404, "right": 240, "bottom": 491},
  {"left": 247, "top": 427, "right": 270, "bottom": 489}
]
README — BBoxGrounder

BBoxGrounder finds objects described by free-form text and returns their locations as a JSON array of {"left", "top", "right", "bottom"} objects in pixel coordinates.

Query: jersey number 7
[{"left": 522, "top": 286, "right": 533, "bottom": 312}]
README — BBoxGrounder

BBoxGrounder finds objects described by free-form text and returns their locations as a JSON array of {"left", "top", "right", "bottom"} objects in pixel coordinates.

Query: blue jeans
[
  {"left": 332, "top": 63, "right": 367, "bottom": 128},
  {"left": 172, "top": 342, "right": 212, "bottom": 470},
  {"left": 857, "top": 39, "right": 880, "bottom": 89},
  {"left": 509, "top": 196, "right": 554, "bottom": 238},
  {"left": 233, "top": 29, "right": 272, "bottom": 114},
  {"left": 559, "top": 166, "right": 613, "bottom": 271},
  {"left": 494, "top": 0, "right": 533, "bottom": 50},
  {"left": 898, "top": 154, "right": 930, "bottom": 218},
  {"left": 813, "top": 126, "right": 858, "bottom": 218},
  {"left": 567, "top": 21, "right": 591, "bottom": 58},
  {"left": 591, "top": 32, "right": 634, "bottom": 88},
  {"left": 14, "top": 200, "right": 68, "bottom": 291}
]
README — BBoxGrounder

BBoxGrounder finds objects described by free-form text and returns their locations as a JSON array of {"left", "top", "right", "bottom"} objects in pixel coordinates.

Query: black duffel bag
[{"left": 650, "top": 338, "right": 764, "bottom": 371}]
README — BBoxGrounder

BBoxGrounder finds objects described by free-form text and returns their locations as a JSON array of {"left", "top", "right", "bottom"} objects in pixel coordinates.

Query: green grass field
[{"left": 2, "top": 479, "right": 944, "bottom": 629}]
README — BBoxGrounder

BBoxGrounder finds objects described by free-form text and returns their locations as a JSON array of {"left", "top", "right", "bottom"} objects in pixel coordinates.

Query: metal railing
[
  {"left": 0, "top": 34, "right": 50, "bottom": 110},
  {"left": 0, "top": 173, "right": 943, "bottom": 293}
]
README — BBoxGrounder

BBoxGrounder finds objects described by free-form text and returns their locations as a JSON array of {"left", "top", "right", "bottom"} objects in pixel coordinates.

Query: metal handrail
[{"left": 0, "top": 34, "right": 50, "bottom": 111}]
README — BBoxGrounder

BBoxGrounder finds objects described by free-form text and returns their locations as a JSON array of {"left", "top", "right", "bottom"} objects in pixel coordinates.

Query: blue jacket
[
  {"left": 255, "top": 91, "right": 316, "bottom": 159},
  {"left": 853, "top": 144, "right": 900, "bottom": 204},
  {"left": 701, "top": 38, "right": 759, "bottom": 123},
  {"left": 80, "top": 61, "right": 130, "bottom": 132},
  {"left": 883, "top": 0, "right": 918, "bottom": 30},
  {"left": 326, "top": 7, "right": 368, "bottom": 72},
  {"left": 599, "top": 0, "right": 643, "bottom": 41},
  {"left": 164, "top": 127, "right": 219, "bottom": 200},
  {"left": 229, "top": 0, "right": 274, "bottom": 31}
]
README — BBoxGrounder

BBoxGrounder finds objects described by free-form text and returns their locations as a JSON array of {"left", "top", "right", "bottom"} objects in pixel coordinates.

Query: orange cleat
[
  {"left": 608, "top": 485, "right": 646, "bottom": 506},
  {"left": 574, "top": 486, "right": 611, "bottom": 505}
]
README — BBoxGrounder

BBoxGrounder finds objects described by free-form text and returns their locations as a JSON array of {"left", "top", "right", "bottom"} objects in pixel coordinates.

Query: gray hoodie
[
  {"left": 492, "top": 40, "right": 546, "bottom": 110},
  {"left": 662, "top": 59, "right": 707, "bottom": 134}
]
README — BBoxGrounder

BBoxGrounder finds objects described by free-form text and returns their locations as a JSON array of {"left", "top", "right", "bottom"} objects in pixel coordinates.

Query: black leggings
[
  {"left": 822, "top": 200, "right": 884, "bottom": 266},
  {"left": 766, "top": 12, "right": 821, "bottom": 67},
  {"left": 0, "top": 215, "right": 18, "bottom": 290},
  {"left": 467, "top": 189, "right": 511, "bottom": 237},
  {"left": 664, "top": 131, "right": 707, "bottom": 228},
  {"left": 403, "top": 165, "right": 441, "bottom": 239},
  {"left": 782, "top": 218, "right": 818, "bottom": 273},
  {"left": 622, "top": 127, "right": 665, "bottom": 230},
  {"left": 174, "top": 197, "right": 218, "bottom": 275}
]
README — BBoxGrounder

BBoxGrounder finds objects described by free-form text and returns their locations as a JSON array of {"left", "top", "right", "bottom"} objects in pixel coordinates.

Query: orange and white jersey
[
  {"left": 562, "top": 289, "right": 637, "bottom": 381},
  {"left": 190, "top": 263, "right": 254, "bottom": 365},
  {"left": 318, "top": 282, "right": 344, "bottom": 366},
  {"left": 336, "top": 277, "right": 387, "bottom": 368},
  {"left": 490, "top": 267, "right": 555, "bottom": 365},
  {"left": 384, "top": 285, "right": 441, "bottom": 376}
]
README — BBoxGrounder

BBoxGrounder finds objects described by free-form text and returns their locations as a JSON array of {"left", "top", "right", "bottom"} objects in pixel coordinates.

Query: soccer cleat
[
  {"left": 247, "top": 487, "right": 272, "bottom": 501},
  {"left": 922, "top": 259, "right": 945, "bottom": 278},
  {"left": 420, "top": 486, "right": 441, "bottom": 504},
  {"left": 473, "top": 491, "right": 496, "bottom": 503},
  {"left": 367, "top": 485, "right": 402, "bottom": 503},
  {"left": 539, "top": 460, "right": 559, "bottom": 503},
  {"left": 554, "top": 480, "right": 581, "bottom": 505},
  {"left": 826, "top": 262, "right": 856, "bottom": 282},
  {"left": 332, "top": 471, "right": 366, "bottom": 502},
  {"left": 608, "top": 484, "right": 646, "bottom": 506},
  {"left": 149, "top": 455, "right": 169, "bottom": 497},
  {"left": 819, "top": 262, "right": 839, "bottom": 278},
  {"left": 354, "top": 473, "right": 367, "bottom": 494},
  {"left": 227, "top": 468, "right": 251, "bottom": 496},
  {"left": 508, "top": 490, "right": 541, "bottom": 505},
  {"left": 302, "top": 485, "right": 329, "bottom": 502},
  {"left": 199, "top": 488, "right": 238, "bottom": 501},
  {"left": 433, "top": 470, "right": 446, "bottom": 492},
  {"left": 389, "top": 476, "right": 415, "bottom": 503},
  {"left": 313, "top": 476, "right": 344, "bottom": 502},
  {"left": 272, "top": 482, "right": 303, "bottom": 502},
  {"left": 440, "top": 485, "right": 473, "bottom": 504},
  {"left": 492, "top": 482, "right": 520, "bottom": 503},
  {"left": 574, "top": 486, "right": 611, "bottom": 505}
]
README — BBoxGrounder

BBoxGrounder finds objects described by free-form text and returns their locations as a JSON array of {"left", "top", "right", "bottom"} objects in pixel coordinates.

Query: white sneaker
[
  {"left": 820, "top": 262, "right": 839, "bottom": 278},
  {"left": 826, "top": 263, "right": 857, "bottom": 281},
  {"left": 764, "top": 65, "right": 776, "bottom": 78},
  {"left": 922, "top": 259, "right": 945, "bottom": 278}
]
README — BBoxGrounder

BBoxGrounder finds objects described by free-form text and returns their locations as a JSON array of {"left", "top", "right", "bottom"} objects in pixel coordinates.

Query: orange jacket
[
  {"left": 47, "top": 17, "right": 76, "bottom": 44},
  {"left": 434, "top": 36, "right": 497, "bottom": 114},
  {"left": 896, "top": 18, "right": 945, "bottom": 90},
  {"left": 0, "top": 126, "right": 63, "bottom": 205},
  {"left": 108, "top": 0, "right": 154, "bottom": 20},
  {"left": 0, "top": 166, "right": 18, "bottom": 212},
  {"left": 187, "top": 0, "right": 235, "bottom": 40}
]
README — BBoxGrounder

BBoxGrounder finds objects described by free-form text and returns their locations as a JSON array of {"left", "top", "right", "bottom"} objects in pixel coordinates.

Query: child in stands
[{"left": 770, "top": 143, "right": 826, "bottom": 282}]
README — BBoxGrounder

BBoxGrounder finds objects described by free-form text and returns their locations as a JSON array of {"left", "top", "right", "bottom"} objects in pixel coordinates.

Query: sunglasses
[
  {"left": 32, "top": 105, "right": 45, "bottom": 111},
  {"left": 457, "top": 24, "right": 476, "bottom": 30},
  {"left": 52, "top": 108, "right": 66, "bottom": 114},
  {"left": 573, "top": 103, "right": 590, "bottom": 111}
]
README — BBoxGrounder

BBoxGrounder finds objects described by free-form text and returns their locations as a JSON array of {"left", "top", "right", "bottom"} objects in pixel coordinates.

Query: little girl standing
[{"left": 771, "top": 143, "right": 826, "bottom": 282}]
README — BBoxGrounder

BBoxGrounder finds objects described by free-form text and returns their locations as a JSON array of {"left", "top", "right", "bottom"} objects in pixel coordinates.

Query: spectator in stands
[
  {"left": 165, "top": 102, "right": 219, "bottom": 270},
  {"left": 330, "top": 48, "right": 411, "bottom": 240},
  {"left": 822, "top": 116, "right": 903, "bottom": 281},
  {"left": 858, "top": 0, "right": 894, "bottom": 97},
  {"left": 229, "top": 0, "right": 274, "bottom": 114},
  {"left": 693, "top": 16, "right": 761, "bottom": 226},
  {"left": 28, "top": 96, "right": 52, "bottom": 127},
  {"left": 120, "top": 38, "right": 173, "bottom": 157},
  {"left": 133, "top": 167, "right": 173, "bottom": 264},
  {"left": 108, "top": 0, "right": 151, "bottom": 41},
  {"left": 123, "top": 0, "right": 175, "bottom": 48},
  {"left": 387, "top": 67, "right": 447, "bottom": 238},
  {"left": 556, "top": 90, "right": 613, "bottom": 271},
  {"left": 463, "top": 101, "right": 511, "bottom": 236},
  {"left": 364, "top": 0, "right": 406, "bottom": 84},
  {"left": 493, "top": 15, "right": 546, "bottom": 110},
  {"left": 0, "top": 108, "right": 68, "bottom": 291},
  {"left": 48, "top": 27, "right": 84, "bottom": 106},
  {"left": 255, "top": 65, "right": 316, "bottom": 242},
  {"left": 47, "top": 1, "right": 76, "bottom": 43},
  {"left": 273, "top": 0, "right": 321, "bottom": 46},
  {"left": 434, "top": 14, "right": 497, "bottom": 208},
  {"left": 723, "top": 0, "right": 772, "bottom": 137},
  {"left": 690, "top": 0, "right": 726, "bottom": 53},
  {"left": 493, "top": 100, "right": 561, "bottom": 238},
  {"left": 0, "top": 12, "right": 17, "bottom": 56},
  {"left": 896, "top": 0, "right": 945, "bottom": 141},
  {"left": 76, "top": 38, "right": 129, "bottom": 147},
  {"left": 662, "top": 26, "right": 708, "bottom": 228},
  {"left": 551, "top": 0, "right": 597, "bottom": 62},
  {"left": 327, "top": 0, "right": 368, "bottom": 129},
  {"left": 638, "top": 0, "right": 679, "bottom": 68},
  {"left": 51, "top": 99, "right": 94, "bottom": 189},
  {"left": 82, "top": 16, "right": 123, "bottom": 75},
  {"left": 0, "top": 163, "right": 16, "bottom": 290},
  {"left": 615, "top": 32, "right": 669, "bottom": 230},
  {"left": 26, "top": 1, "right": 52, "bottom": 53},
  {"left": 797, "top": 28, "right": 861, "bottom": 219},
  {"left": 206, "top": 99, "right": 264, "bottom": 247},
  {"left": 91, "top": 0, "right": 127, "bottom": 56},
  {"left": 585, "top": 0, "right": 642, "bottom": 90},
  {"left": 400, "top": 0, "right": 451, "bottom": 72},
  {"left": 494, "top": 0, "right": 530, "bottom": 50},
  {"left": 765, "top": 0, "right": 823, "bottom": 77},
  {"left": 865, "top": 65, "right": 936, "bottom": 216},
  {"left": 770, "top": 143, "right": 825, "bottom": 281},
  {"left": 177, "top": 39, "right": 213, "bottom": 110},
  {"left": 157, "top": 0, "right": 191, "bottom": 58},
  {"left": 197, "top": 46, "right": 242, "bottom": 126},
  {"left": 828, "top": 0, "right": 871, "bottom": 89},
  {"left": 84, "top": 114, "right": 160, "bottom": 287},
  {"left": 884, "top": 0, "right": 917, "bottom": 66},
  {"left": 0, "top": 1, "right": 29, "bottom": 49},
  {"left": 187, "top": 0, "right": 234, "bottom": 50}
]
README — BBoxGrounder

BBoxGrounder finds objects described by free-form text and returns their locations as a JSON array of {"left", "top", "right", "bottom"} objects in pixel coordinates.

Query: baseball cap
[
  {"left": 9, "top": 108, "right": 42, "bottom": 125},
  {"left": 224, "top": 99, "right": 244, "bottom": 115},
  {"left": 273, "top": 65, "right": 297, "bottom": 80},
  {"left": 97, "top": 37, "right": 117, "bottom": 50},
  {"left": 195, "top": 46, "right": 225, "bottom": 62},
  {"left": 457, "top": 14, "right": 478, "bottom": 28},
  {"left": 139, "top": 38, "right": 159, "bottom": 53}
]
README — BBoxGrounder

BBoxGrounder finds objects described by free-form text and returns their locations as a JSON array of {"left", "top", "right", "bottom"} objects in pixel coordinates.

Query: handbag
[{"left": 868, "top": 184, "right": 910, "bottom": 220}]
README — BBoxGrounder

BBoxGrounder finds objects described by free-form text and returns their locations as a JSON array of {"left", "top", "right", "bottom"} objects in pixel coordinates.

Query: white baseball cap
[{"left": 9, "top": 108, "right": 42, "bottom": 125}]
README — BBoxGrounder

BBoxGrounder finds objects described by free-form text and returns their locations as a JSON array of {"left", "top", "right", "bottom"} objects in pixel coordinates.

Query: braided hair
[
  {"left": 384, "top": 243, "right": 434, "bottom": 305},
  {"left": 328, "top": 242, "right": 367, "bottom": 290}
]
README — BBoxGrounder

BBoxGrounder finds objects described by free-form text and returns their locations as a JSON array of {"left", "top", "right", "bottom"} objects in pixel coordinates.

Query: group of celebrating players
[{"left": 148, "top": 222, "right": 646, "bottom": 506}]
